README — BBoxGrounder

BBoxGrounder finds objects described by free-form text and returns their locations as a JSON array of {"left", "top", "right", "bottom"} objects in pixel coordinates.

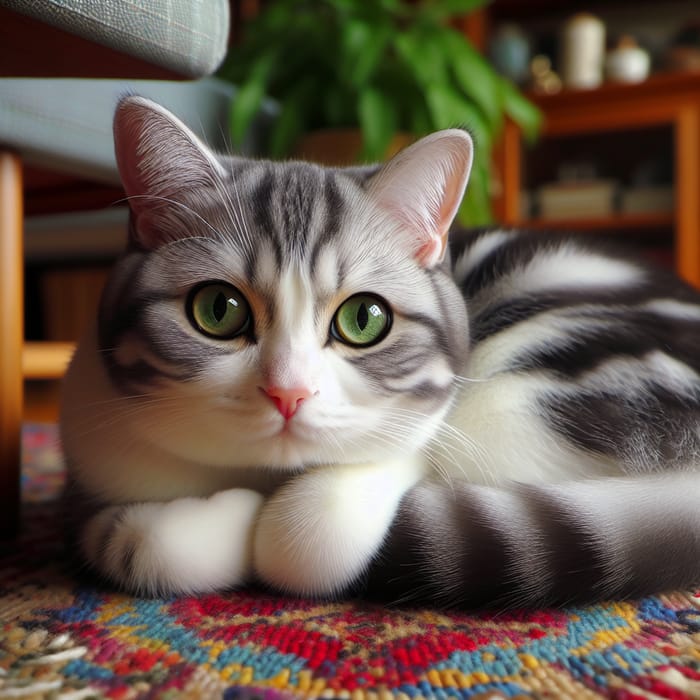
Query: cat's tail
[{"left": 363, "top": 472, "right": 700, "bottom": 608}]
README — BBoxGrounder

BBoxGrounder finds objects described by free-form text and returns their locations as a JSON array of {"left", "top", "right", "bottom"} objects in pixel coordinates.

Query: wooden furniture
[
  {"left": 0, "top": 152, "right": 24, "bottom": 535},
  {"left": 495, "top": 72, "right": 700, "bottom": 286}
]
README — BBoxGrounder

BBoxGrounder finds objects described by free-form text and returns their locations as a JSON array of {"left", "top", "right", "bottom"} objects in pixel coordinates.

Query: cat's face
[{"left": 99, "top": 98, "right": 473, "bottom": 471}]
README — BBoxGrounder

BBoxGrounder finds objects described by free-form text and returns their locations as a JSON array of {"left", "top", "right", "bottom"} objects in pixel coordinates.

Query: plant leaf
[
  {"left": 229, "top": 54, "right": 275, "bottom": 147},
  {"left": 342, "top": 20, "right": 391, "bottom": 88},
  {"left": 444, "top": 29, "right": 502, "bottom": 129},
  {"left": 425, "top": 83, "right": 493, "bottom": 154},
  {"left": 499, "top": 77, "right": 542, "bottom": 142},
  {"left": 395, "top": 29, "right": 448, "bottom": 89},
  {"left": 408, "top": 99, "right": 433, "bottom": 136},
  {"left": 323, "top": 82, "right": 355, "bottom": 127},
  {"left": 427, "top": 0, "right": 490, "bottom": 17},
  {"left": 459, "top": 155, "right": 492, "bottom": 225},
  {"left": 268, "top": 80, "right": 314, "bottom": 158},
  {"left": 378, "top": 0, "right": 403, "bottom": 11},
  {"left": 358, "top": 87, "right": 398, "bottom": 161}
]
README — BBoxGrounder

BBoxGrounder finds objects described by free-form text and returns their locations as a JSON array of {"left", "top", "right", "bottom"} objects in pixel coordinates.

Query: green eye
[
  {"left": 188, "top": 283, "right": 251, "bottom": 339},
  {"left": 332, "top": 294, "right": 391, "bottom": 347}
]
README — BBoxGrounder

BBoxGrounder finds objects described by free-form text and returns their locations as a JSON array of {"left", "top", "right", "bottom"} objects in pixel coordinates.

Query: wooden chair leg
[{"left": 0, "top": 151, "right": 23, "bottom": 538}]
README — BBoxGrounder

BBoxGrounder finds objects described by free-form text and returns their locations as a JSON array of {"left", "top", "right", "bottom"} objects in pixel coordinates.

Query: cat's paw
[
  {"left": 254, "top": 464, "right": 415, "bottom": 597},
  {"left": 81, "top": 489, "right": 264, "bottom": 596}
]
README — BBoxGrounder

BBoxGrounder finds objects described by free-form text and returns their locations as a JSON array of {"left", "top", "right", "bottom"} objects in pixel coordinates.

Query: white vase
[
  {"left": 606, "top": 42, "right": 651, "bottom": 83},
  {"left": 561, "top": 13, "right": 606, "bottom": 89}
]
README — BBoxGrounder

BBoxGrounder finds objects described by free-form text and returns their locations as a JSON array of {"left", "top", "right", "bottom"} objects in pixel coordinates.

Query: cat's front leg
[
  {"left": 80, "top": 488, "right": 264, "bottom": 596},
  {"left": 254, "top": 456, "right": 426, "bottom": 597}
]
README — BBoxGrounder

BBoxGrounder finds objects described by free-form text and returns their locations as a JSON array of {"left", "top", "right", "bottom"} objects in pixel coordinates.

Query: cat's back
[
  {"left": 439, "top": 229, "right": 700, "bottom": 485},
  {"left": 450, "top": 228, "right": 700, "bottom": 368}
]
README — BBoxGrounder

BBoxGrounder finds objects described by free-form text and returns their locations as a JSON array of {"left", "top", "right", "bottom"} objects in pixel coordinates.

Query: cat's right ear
[
  {"left": 366, "top": 129, "right": 473, "bottom": 268},
  {"left": 113, "top": 96, "right": 227, "bottom": 249}
]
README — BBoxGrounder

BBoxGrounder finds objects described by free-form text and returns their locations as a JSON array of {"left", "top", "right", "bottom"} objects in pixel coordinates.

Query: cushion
[
  {"left": 1, "top": 0, "right": 230, "bottom": 77},
  {"left": 0, "top": 77, "right": 275, "bottom": 183}
]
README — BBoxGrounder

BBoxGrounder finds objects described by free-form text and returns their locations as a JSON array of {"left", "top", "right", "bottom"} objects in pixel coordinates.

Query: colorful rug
[{"left": 2, "top": 425, "right": 700, "bottom": 699}]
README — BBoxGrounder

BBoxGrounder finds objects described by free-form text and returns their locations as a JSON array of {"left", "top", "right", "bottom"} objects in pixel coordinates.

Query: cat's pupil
[
  {"left": 357, "top": 303, "right": 369, "bottom": 331},
  {"left": 213, "top": 292, "right": 227, "bottom": 322}
]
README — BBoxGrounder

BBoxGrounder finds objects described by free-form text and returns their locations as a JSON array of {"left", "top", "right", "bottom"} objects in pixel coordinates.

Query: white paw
[
  {"left": 81, "top": 489, "right": 264, "bottom": 596},
  {"left": 254, "top": 461, "right": 422, "bottom": 597}
]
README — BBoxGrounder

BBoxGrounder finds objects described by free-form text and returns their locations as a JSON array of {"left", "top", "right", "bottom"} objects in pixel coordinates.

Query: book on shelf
[{"left": 536, "top": 180, "right": 618, "bottom": 220}]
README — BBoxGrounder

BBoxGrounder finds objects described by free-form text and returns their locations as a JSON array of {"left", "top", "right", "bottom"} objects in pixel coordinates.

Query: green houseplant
[{"left": 218, "top": 0, "right": 540, "bottom": 224}]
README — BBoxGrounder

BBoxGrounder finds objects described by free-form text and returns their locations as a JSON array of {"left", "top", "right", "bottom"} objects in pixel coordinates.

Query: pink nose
[{"left": 263, "top": 386, "right": 312, "bottom": 420}]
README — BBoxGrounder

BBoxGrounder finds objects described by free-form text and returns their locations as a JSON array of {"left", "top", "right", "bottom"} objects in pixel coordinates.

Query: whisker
[
  {"left": 379, "top": 406, "right": 495, "bottom": 486},
  {"left": 213, "top": 169, "right": 256, "bottom": 253},
  {"left": 453, "top": 373, "right": 492, "bottom": 385}
]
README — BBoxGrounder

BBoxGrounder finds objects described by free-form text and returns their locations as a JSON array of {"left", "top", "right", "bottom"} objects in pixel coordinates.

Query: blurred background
[{"left": 2, "top": 0, "right": 700, "bottom": 421}]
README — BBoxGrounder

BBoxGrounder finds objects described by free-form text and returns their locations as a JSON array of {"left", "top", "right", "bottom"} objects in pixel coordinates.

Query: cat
[{"left": 60, "top": 95, "right": 700, "bottom": 608}]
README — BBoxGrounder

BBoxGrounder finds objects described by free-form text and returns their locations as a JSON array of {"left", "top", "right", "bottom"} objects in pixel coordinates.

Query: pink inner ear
[
  {"left": 113, "top": 103, "right": 150, "bottom": 211},
  {"left": 368, "top": 130, "right": 473, "bottom": 269},
  {"left": 416, "top": 237, "right": 445, "bottom": 268}
]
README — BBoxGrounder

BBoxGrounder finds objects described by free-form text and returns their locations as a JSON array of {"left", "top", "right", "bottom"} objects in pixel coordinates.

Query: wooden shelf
[
  {"left": 495, "top": 70, "right": 700, "bottom": 286},
  {"left": 22, "top": 342, "right": 74, "bottom": 379},
  {"left": 489, "top": 0, "right": 637, "bottom": 20},
  {"left": 530, "top": 71, "right": 700, "bottom": 109},
  {"left": 523, "top": 212, "right": 674, "bottom": 233}
]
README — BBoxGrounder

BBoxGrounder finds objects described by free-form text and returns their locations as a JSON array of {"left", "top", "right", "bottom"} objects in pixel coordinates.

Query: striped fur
[
  {"left": 365, "top": 230, "right": 700, "bottom": 607},
  {"left": 61, "top": 97, "right": 700, "bottom": 605}
]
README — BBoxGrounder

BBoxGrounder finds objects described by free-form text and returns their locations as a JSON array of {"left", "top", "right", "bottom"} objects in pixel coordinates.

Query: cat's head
[{"left": 100, "top": 96, "right": 472, "bottom": 470}]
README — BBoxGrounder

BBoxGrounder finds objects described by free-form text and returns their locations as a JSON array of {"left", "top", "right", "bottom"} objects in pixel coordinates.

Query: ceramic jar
[
  {"left": 606, "top": 36, "right": 651, "bottom": 83},
  {"left": 561, "top": 13, "right": 606, "bottom": 89}
]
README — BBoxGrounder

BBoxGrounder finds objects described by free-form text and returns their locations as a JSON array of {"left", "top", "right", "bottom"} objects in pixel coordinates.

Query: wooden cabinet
[{"left": 495, "top": 72, "right": 700, "bottom": 286}]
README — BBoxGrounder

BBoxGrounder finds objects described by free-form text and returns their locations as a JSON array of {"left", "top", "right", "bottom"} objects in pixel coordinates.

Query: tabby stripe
[
  {"left": 425, "top": 269, "right": 467, "bottom": 372},
  {"left": 348, "top": 341, "right": 451, "bottom": 399},
  {"left": 471, "top": 289, "right": 652, "bottom": 344},
  {"left": 454, "top": 231, "right": 548, "bottom": 300},
  {"left": 400, "top": 381, "right": 452, "bottom": 401},
  {"left": 309, "top": 173, "right": 345, "bottom": 276},
  {"left": 249, "top": 171, "right": 283, "bottom": 272},
  {"left": 350, "top": 344, "right": 438, "bottom": 378},
  {"left": 108, "top": 360, "right": 191, "bottom": 390},
  {"left": 399, "top": 310, "right": 451, "bottom": 357},
  {"left": 366, "top": 475, "right": 700, "bottom": 608},
  {"left": 280, "top": 169, "right": 314, "bottom": 257},
  {"left": 542, "top": 385, "right": 700, "bottom": 463},
  {"left": 510, "top": 311, "right": 700, "bottom": 377},
  {"left": 453, "top": 231, "right": 652, "bottom": 312},
  {"left": 518, "top": 484, "right": 607, "bottom": 604},
  {"left": 99, "top": 290, "right": 182, "bottom": 353},
  {"left": 450, "top": 228, "right": 515, "bottom": 286},
  {"left": 102, "top": 307, "right": 238, "bottom": 391}
]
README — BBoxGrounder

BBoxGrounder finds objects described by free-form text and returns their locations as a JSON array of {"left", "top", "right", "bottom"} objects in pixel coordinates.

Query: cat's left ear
[
  {"left": 367, "top": 130, "right": 473, "bottom": 268},
  {"left": 113, "top": 96, "right": 227, "bottom": 248}
]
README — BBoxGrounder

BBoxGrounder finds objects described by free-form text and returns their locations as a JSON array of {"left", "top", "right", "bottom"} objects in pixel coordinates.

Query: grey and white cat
[{"left": 61, "top": 96, "right": 700, "bottom": 608}]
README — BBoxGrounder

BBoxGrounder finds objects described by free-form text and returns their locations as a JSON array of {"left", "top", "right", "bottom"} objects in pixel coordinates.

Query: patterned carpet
[{"left": 2, "top": 425, "right": 700, "bottom": 699}]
